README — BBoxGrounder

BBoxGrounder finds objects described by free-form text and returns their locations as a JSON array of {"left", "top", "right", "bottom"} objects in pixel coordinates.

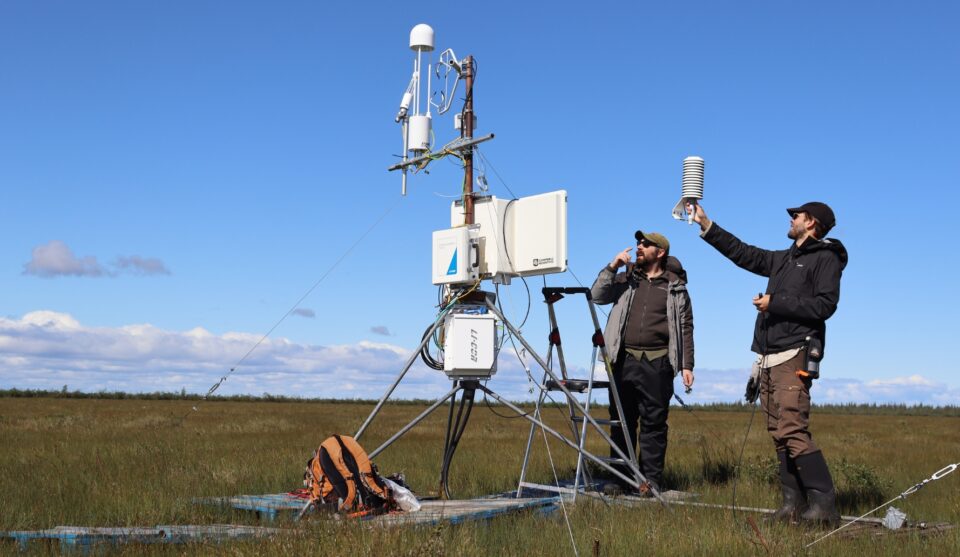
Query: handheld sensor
[{"left": 672, "top": 156, "right": 704, "bottom": 224}]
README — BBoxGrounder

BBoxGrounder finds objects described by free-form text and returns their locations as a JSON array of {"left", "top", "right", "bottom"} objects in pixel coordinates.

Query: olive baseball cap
[
  {"left": 786, "top": 202, "right": 836, "bottom": 232},
  {"left": 635, "top": 230, "right": 670, "bottom": 254}
]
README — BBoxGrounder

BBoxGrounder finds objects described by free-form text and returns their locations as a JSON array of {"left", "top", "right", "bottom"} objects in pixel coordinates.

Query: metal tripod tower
[{"left": 371, "top": 26, "right": 665, "bottom": 503}]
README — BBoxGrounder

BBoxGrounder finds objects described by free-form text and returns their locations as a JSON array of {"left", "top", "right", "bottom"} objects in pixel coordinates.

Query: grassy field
[{"left": 0, "top": 395, "right": 958, "bottom": 555}]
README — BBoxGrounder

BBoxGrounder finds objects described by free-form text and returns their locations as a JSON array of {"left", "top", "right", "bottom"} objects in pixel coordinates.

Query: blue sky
[{"left": 1, "top": 1, "right": 958, "bottom": 404}]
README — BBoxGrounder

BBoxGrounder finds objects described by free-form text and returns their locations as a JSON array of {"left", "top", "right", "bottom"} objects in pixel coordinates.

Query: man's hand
[
  {"left": 685, "top": 202, "right": 711, "bottom": 232},
  {"left": 609, "top": 247, "right": 633, "bottom": 270},
  {"left": 681, "top": 369, "right": 694, "bottom": 390},
  {"left": 745, "top": 360, "right": 761, "bottom": 403},
  {"left": 752, "top": 294, "right": 770, "bottom": 312}
]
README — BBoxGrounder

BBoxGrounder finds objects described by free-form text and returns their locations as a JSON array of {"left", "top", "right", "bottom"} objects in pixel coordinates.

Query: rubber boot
[
  {"left": 794, "top": 451, "right": 840, "bottom": 526},
  {"left": 768, "top": 450, "right": 806, "bottom": 523}
]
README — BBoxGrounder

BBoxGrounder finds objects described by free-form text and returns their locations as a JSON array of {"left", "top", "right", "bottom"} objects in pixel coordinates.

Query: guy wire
[
  {"left": 482, "top": 322, "right": 534, "bottom": 419},
  {"left": 565, "top": 267, "right": 607, "bottom": 319},
  {"left": 731, "top": 400, "right": 760, "bottom": 531},
  {"left": 475, "top": 148, "right": 518, "bottom": 199},
  {"left": 184, "top": 195, "right": 404, "bottom": 419},
  {"left": 805, "top": 460, "right": 960, "bottom": 549},
  {"left": 537, "top": 399, "right": 580, "bottom": 557}
]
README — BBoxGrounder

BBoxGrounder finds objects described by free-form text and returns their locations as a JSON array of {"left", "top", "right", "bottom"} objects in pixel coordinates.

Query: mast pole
[{"left": 463, "top": 55, "right": 475, "bottom": 225}]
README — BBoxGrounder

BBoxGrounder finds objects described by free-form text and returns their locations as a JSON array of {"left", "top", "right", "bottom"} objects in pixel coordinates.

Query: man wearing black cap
[
  {"left": 591, "top": 230, "right": 694, "bottom": 495},
  {"left": 687, "top": 201, "right": 848, "bottom": 525}
]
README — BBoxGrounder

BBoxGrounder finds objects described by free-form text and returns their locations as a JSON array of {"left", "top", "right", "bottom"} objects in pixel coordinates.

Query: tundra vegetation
[{"left": 1, "top": 392, "right": 957, "bottom": 555}]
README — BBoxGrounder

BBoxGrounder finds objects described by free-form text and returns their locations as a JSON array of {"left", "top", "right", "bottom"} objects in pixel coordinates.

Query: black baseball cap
[{"left": 786, "top": 202, "right": 836, "bottom": 233}]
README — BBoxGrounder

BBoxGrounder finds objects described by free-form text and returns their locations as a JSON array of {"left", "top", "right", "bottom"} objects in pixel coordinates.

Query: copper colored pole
[{"left": 463, "top": 55, "right": 475, "bottom": 225}]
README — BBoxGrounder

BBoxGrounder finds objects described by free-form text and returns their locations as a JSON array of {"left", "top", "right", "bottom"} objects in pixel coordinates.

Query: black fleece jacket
[{"left": 701, "top": 222, "right": 848, "bottom": 356}]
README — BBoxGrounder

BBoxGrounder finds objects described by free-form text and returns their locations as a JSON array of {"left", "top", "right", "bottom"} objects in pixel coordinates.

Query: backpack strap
[
  {"left": 320, "top": 435, "right": 357, "bottom": 510},
  {"left": 337, "top": 435, "right": 392, "bottom": 501}
]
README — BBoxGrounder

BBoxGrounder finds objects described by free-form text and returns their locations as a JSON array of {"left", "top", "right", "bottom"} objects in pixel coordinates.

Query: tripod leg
[
  {"left": 517, "top": 369, "right": 550, "bottom": 498},
  {"left": 486, "top": 303, "right": 637, "bottom": 473},
  {"left": 367, "top": 384, "right": 461, "bottom": 460},
  {"left": 585, "top": 296, "right": 642, "bottom": 488},
  {"left": 573, "top": 345, "right": 601, "bottom": 496},
  {"left": 355, "top": 316, "right": 445, "bottom": 442}
]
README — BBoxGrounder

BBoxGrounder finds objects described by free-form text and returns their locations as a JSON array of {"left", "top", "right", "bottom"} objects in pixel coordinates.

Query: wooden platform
[
  {"left": 196, "top": 492, "right": 559, "bottom": 525},
  {"left": 1, "top": 524, "right": 281, "bottom": 551},
  {"left": 195, "top": 492, "right": 308, "bottom": 521},
  {"left": 494, "top": 480, "right": 701, "bottom": 502}
]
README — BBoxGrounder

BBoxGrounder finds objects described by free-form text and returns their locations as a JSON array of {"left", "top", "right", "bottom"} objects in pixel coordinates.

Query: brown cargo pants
[{"left": 760, "top": 351, "right": 818, "bottom": 457}]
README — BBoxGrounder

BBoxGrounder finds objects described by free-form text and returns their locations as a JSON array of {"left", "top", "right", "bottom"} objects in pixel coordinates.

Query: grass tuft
[{"left": 833, "top": 457, "right": 892, "bottom": 511}]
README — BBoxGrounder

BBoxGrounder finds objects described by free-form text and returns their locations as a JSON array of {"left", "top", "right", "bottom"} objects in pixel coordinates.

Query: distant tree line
[{"left": 0, "top": 387, "right": 957, "bottom": 416}]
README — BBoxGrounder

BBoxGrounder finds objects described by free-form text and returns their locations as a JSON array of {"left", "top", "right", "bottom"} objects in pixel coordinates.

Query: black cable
[
  {"left": 730, "top": 306, "right": 767, "bottom": 527},
  {"left": 495, "top": 274, "right": 532, "bottom": 332},
  {"left": 420, "top": 323, "right": 444, "bottom": 370},
  {"left": 517, "top": 276, "right": 531, "bottom": 329},
  {"left": 439, "top": 386, "right": 458, "bottom": 498},
  {"left": 440, "top": 387, "right": 475, "bottom": 499},
  {"left": 481, "top": 390, "right": 530, "bottom": 419},
  {"left": 731, "top": 400, "right": 760, "bottom": 529},
  {"left": 442, "top": 385, "right": 457, "bottom": 471}
]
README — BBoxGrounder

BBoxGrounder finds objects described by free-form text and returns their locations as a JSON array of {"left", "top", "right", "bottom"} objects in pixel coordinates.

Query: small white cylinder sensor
[{"left": 408, "top": 114, "right": 432, "bottom": 152}]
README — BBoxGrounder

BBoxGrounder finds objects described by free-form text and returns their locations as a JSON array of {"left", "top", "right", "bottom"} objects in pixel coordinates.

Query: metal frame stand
[
  {"left": 516, "top": 287, "right": 641, "bottom": 500},
  {"left": 353, "top": 290, "right": 666, "bottom": 504}
]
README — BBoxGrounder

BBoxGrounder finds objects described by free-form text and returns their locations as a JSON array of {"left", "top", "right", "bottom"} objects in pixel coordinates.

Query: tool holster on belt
[{"left": 796, "top": 336, "right": 823, "bottom": 380}]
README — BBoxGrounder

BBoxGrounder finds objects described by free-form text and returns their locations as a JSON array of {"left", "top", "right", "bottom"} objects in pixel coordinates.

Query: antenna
[
  {"left": 394, "top": 24, "right": 434, "bottom": 196},
  {"left": 390, "top": 24, "right": 494, "bottom": 199}
]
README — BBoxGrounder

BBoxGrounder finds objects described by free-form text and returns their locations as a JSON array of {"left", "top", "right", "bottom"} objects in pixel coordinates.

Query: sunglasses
[{"left": 637, "top": 239, "right": 660, "bottom": 249}]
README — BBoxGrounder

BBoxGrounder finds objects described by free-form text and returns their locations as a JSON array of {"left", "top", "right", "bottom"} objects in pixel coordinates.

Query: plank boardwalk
[
  {"left": 1, "top": 524, "right": 281, "bottom": 551},
  {"left": 196, "top": 492, "right": 560, "bottom": 525}
]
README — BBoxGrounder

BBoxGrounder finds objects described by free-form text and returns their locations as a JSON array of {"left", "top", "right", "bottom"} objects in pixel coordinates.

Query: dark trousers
[{"left": 607, "top": 352, "right": 674, "bottom": 487}]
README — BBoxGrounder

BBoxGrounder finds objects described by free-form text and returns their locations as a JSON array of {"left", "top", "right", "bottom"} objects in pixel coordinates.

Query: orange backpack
[{"left": 304, "top": 435, "right": 394, "bottom": 516}]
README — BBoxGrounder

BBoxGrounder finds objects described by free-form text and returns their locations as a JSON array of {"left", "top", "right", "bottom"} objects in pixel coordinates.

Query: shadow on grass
[
  {"left": 583, "top": 434, "right": 743, "bottom": 492},
  {"left": 698, "top": 437, "right": 738, "bottom": 485},
  {"left": 833, "top": 457, "right": 891, "bottom": 512}
]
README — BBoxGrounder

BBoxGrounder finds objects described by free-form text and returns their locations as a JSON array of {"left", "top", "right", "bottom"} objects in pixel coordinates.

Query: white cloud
[
  {"left": 23, "top": 241, "right": 171, "bottom": 278},
  {"left": 23, "top": 241, "right": 106, "bottom": 277},
  {"left": 0, "top": 311, "right": 536, "bottom": 400},
  {"left": 370, "top": 325, "right": 392, "bottom": 336},
  {"left": 1, "top": 311, "right": 957, "bottom": 405},
  {"left": 114, "top": 255, "right": 171, "bottom": 275}
]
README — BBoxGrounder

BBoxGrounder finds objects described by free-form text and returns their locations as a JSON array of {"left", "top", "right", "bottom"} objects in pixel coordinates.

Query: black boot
[
  {"left": 794, "top": 451, "right": 840, "bottom": 526},
  {"left": 769, "top": 450, "right": 806, "bottom": 523}
]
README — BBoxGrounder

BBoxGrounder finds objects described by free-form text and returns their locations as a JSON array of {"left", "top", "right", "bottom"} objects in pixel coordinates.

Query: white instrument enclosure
[
  {"left": 442, "top": 313, "right": 497, "bottom": 378},
  {"left": 449, "top": 190, "right": 567, "bottom": 280},
  {"left": 432, "top": 226, "right": 480, "bottom": 285}
]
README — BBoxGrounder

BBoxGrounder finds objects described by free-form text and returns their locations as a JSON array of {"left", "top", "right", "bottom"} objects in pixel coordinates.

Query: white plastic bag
[{"left": 384, "top": 477, "right": 421, "bottom": 512}]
